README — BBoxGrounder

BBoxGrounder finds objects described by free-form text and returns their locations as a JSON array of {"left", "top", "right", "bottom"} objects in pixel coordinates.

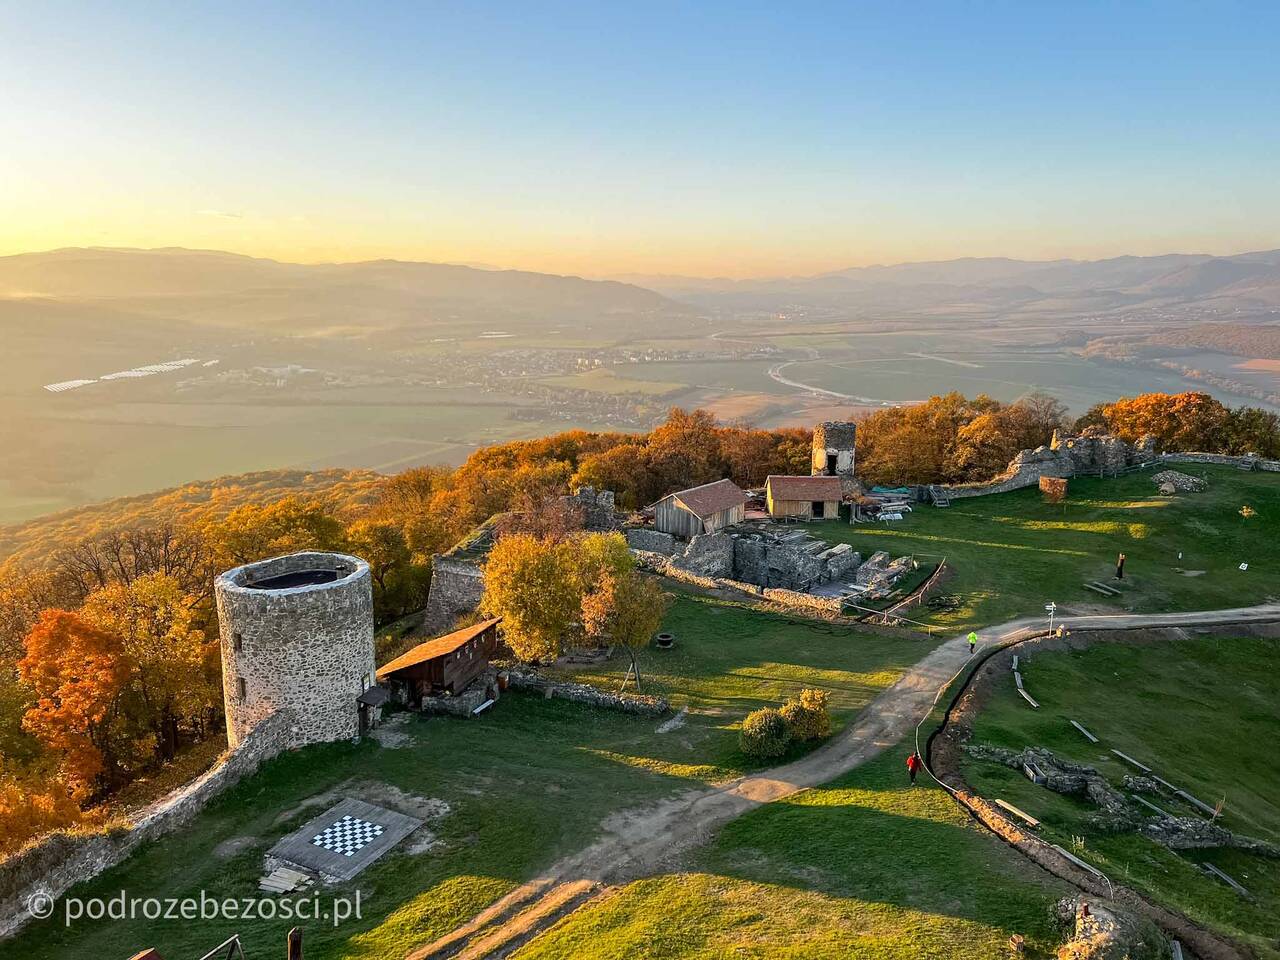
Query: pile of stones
[{"left": 1151, "top": 469, "right": 1208, "bottom": 493}]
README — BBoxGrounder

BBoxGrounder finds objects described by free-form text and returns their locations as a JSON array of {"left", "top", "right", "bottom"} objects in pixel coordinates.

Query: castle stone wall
[
  {"left": 0, "top": 711, "right": 294, "bottom": 939},
  {"left": 421, "top": 556, "right": 487, "bottom": 634}
]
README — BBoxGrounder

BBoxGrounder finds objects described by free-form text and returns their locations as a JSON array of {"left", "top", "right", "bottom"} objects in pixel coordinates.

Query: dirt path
[{"left": 405, "top": 603, "right": 1280, "bottom": 960}]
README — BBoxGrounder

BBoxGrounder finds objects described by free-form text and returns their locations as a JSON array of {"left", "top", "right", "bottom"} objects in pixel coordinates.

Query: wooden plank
[
  {"left": 1204, "top": 863, "right": 1250, "bottom": 897},
  {"left": 994, "top": 798, "right": 1041, "bottom": 828},
  {"left": 472, "top": 698, "right": 495, "bottom": 715},
  {"left": 1131, "top": 794, "right": 1173, "bottom": 818},
  {"left": 1111, "top": 749, "right": 1152, "bottom": 773},
  {"left": 1051, "top": 844, "right": 1106, "bottom": 880},
  {"left": 1175, "top": 789, "right": 1219, "bottom": 818},
  {"left": 1018, "top": 688, "right": 1040, "bottom": 708},
  {"left": 1152, "top": 775, "right": 1179, "bottom": 793},
  {"left": 1014, "top": 671, "right": 1024, "bottom": 690},
  {"left": 1083, "top": 580, "right": 1121, "bottom": 596},
  {"left": 1011, "top": 655, "right": 1019, "bottom": 671},
  {"left": 1070, "top": 720, "right": 1099, "bottom": 743}
]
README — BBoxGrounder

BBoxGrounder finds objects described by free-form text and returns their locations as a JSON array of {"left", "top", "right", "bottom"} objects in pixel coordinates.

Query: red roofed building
[
  {"left": 377, "top": 617, "right": 501, "bottom": 706},
  {"left": 764, "top": 475, "right": 843, "bottom": 520}
]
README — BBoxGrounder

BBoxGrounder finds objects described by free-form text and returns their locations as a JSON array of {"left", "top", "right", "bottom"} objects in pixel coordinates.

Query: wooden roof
[
  {"left": 662, "top": 478, "right": 747, "bottom": 519},
  {"left": 377, "top": 617, "right": 501, "bottom": 679},
  {"left": 765, "top": 475, "right": 844, "bottom": 501}
]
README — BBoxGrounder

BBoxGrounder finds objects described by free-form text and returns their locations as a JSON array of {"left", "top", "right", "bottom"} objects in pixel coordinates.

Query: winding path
[{"left": 406, "top": 603, "right": 1280, "bottom": 960}]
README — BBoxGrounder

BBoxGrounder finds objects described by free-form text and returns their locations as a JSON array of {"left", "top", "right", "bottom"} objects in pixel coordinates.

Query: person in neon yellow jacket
[{"left": 967, "top": 631, "right": 978, "bottom": 656}]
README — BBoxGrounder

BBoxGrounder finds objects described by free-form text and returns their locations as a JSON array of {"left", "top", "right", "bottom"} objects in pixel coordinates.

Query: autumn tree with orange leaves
[{"left": 18, "top": 610, "right": 133, "bottom": 801}]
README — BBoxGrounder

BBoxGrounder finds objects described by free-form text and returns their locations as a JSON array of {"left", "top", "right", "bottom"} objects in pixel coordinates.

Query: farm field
[
  {"left": 0, "top": 388, "right": 578, "bottom": 525},
  {"left": 2, "top": 596, "right": 930, "bottom": 960},
  {"left": 515, "top": 744, "right": 1071, "bottom": 960},
  {"left": 962, "top": 633, "right": 1280, "bottom": 957},
  {"left": 811, "top": 464, "right": 1280, "bottom": 631},
  {"left": 537, "top": 367, "right": 691, "bottom": 397}
]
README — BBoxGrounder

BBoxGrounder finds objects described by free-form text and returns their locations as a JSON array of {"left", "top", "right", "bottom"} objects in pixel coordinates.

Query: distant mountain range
[
  {"left": 611, "top": 248, "right": 1280, "bottom": 313},
  {"left": 5, "top": 247, "right": 1280, "bottom": 332},
  {"left": 0, "top": 247, "right": 686, "bottom": 333}
]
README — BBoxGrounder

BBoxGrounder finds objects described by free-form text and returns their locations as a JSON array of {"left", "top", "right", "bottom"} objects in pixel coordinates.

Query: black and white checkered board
[{"left": 311, "top": 815, "right": 384, "bottom": 857}]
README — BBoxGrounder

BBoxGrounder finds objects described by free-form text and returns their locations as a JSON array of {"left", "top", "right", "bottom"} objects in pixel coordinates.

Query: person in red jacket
[{"left": 906, "top": 751, "right": 923, "bottom": 786}]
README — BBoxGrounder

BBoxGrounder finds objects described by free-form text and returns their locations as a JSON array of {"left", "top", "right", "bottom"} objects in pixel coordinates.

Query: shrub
[
  {"left": 780, "top": 688, "right": 832, "bottom": 741},
  {"left": 739, "top": 707, "right": 791, "bottom": 759}
]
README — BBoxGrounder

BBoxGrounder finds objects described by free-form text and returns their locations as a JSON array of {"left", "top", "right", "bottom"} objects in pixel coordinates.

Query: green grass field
[
  {"left": 812, "top": 464, "right": 1280, "bottom": 630},
  {"left": 515, "top": 745, "right": 1071, "bottom": 960},
  {"left": 545, "top": 596, "right": 927, "bottom": 780},
  {"left": 962, "top": 634, "right": 1280, "bottom": 957},
  {"left": 3, "top": 596, "right": 928, "bottom": 960}
]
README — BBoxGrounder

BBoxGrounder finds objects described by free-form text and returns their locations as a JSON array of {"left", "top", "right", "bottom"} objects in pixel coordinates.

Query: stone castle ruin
[
  {"left": 939, "top": 429, "right": 1158, "bottom": 499},
  {"left": 811, "top": 420, "right": 857, "bottom": 489},
  {"left": 215, "top": 551, "right": 378, "bottom": 750}
]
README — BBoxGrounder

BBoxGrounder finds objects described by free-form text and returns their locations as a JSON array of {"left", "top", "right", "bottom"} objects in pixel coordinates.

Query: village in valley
[{"left": 2, "top": 410, "right": 1278, "bottom": 960}]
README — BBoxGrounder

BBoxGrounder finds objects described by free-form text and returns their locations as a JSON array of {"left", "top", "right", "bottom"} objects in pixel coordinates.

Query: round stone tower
[
  {"left": 215, "top": 551, "right": 375, "bottom": 750},
  {"left": 811, "top": 421, "right": 857, "bottom": 482}
]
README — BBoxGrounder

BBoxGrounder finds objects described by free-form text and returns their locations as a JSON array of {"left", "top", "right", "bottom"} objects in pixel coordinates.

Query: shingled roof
[
  {"left": 377, "top": 617, "right": 501, "bottom": 679},
  {"left": 766, "top": 475, "right": 844, "bottom": 501},
  {"left": 664, "top": 478, "right": 747, "bottom": 519}
]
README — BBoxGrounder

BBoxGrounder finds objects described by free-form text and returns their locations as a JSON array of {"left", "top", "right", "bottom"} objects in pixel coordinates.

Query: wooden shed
[
  {"left": 377, "top": 617, "right": 501, "bottom": 706},
  {"left": 652, "top": 478, "right": 747, "bottom": 538},
  {"left": 765, "top": 475, "right": 843, "bottom": 520}
]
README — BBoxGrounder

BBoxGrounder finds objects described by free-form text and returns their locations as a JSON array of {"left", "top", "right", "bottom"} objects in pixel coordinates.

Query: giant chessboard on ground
[{"left": 268, "top": 797, "right": 422, "bottom": 881}]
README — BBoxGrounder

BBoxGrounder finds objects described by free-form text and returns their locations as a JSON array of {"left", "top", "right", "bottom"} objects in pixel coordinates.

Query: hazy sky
[{"left": 3, "top": 1, "right": 1278, "bottom": 278}]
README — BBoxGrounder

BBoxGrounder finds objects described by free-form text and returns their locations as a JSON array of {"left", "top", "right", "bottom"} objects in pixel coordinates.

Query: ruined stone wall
[
  {"left": 811, "top": 420, "right": 857, "bottom": 479},
  {"left": 760, "top": 588, "right": 844, "bottom": 614},
  {"left": 503, "top": 668, "right": 669, "bottom": 716},
  {"left": 216, "top": 552, "right": 374, "bottom": 751},
  {"left": 731, "top": 536, "right": 825, "bottom": 589},
  {"left": 567, "top": 486, "right": 620, "bottom": 531},
  {"left": 939, "top": 433, "right": 1161, "bottom": 500},
  {"left": 624, "top": 528, "right": 678, "bottom": 555},
  {"left": 421, "top": 555, "right": 486, "bottom": 634},
  {"left": 0, "top": 710, "right": 294, "bottom": 939},
  {"left": 1160, "top": 452, "right": 1280, "bottom": 472},
  {"left": 670, "top": 532, "right": 735, "bottom": 578}
]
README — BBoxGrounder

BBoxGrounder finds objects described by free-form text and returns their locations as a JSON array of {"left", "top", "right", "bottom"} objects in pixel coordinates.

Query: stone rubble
[{"left": 1150, "top": 470, "right": 1209, "bottom": 493}]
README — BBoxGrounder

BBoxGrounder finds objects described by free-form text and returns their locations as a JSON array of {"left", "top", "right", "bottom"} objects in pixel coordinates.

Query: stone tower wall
[
  {"left": 811, "top": 421, "right": 857, "bottom": 479},
  {"left": 215, "top": 551, "right": 375, "bottom": 750}
]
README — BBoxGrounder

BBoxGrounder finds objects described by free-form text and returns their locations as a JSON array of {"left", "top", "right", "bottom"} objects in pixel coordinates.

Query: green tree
[
  {"left": 581, "top": 570, "right": 670, "bottom": 691},
  {"left": 479, "top": 534, "right": 580, "bottom": 662}
]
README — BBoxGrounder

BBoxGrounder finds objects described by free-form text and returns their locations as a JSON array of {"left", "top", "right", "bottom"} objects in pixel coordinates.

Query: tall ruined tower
[
  {"left": 811, "top": 421, "right": 857, "bottom": 484},
  {"left": 215, "top": 551, "right": 375, "bottom": 749}
]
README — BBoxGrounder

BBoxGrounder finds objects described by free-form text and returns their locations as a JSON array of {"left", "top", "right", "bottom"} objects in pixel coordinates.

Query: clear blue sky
[{"left": 2, "top": 1, "right": 1277, "bottom": 276}]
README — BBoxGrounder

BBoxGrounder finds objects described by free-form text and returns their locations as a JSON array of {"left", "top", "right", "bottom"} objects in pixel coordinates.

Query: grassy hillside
[
  {"left": 515, "top": 745, "right": 1070, "bottom": 960},
  {"left": 813, "top": 464, "right": 1280, "bottom": 630},
  {"left": 5, "top": 596, "right": 928, "bottom": 959},
  {"left": 964, "top": 634, "right": 1280, "bottom": 957}
]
